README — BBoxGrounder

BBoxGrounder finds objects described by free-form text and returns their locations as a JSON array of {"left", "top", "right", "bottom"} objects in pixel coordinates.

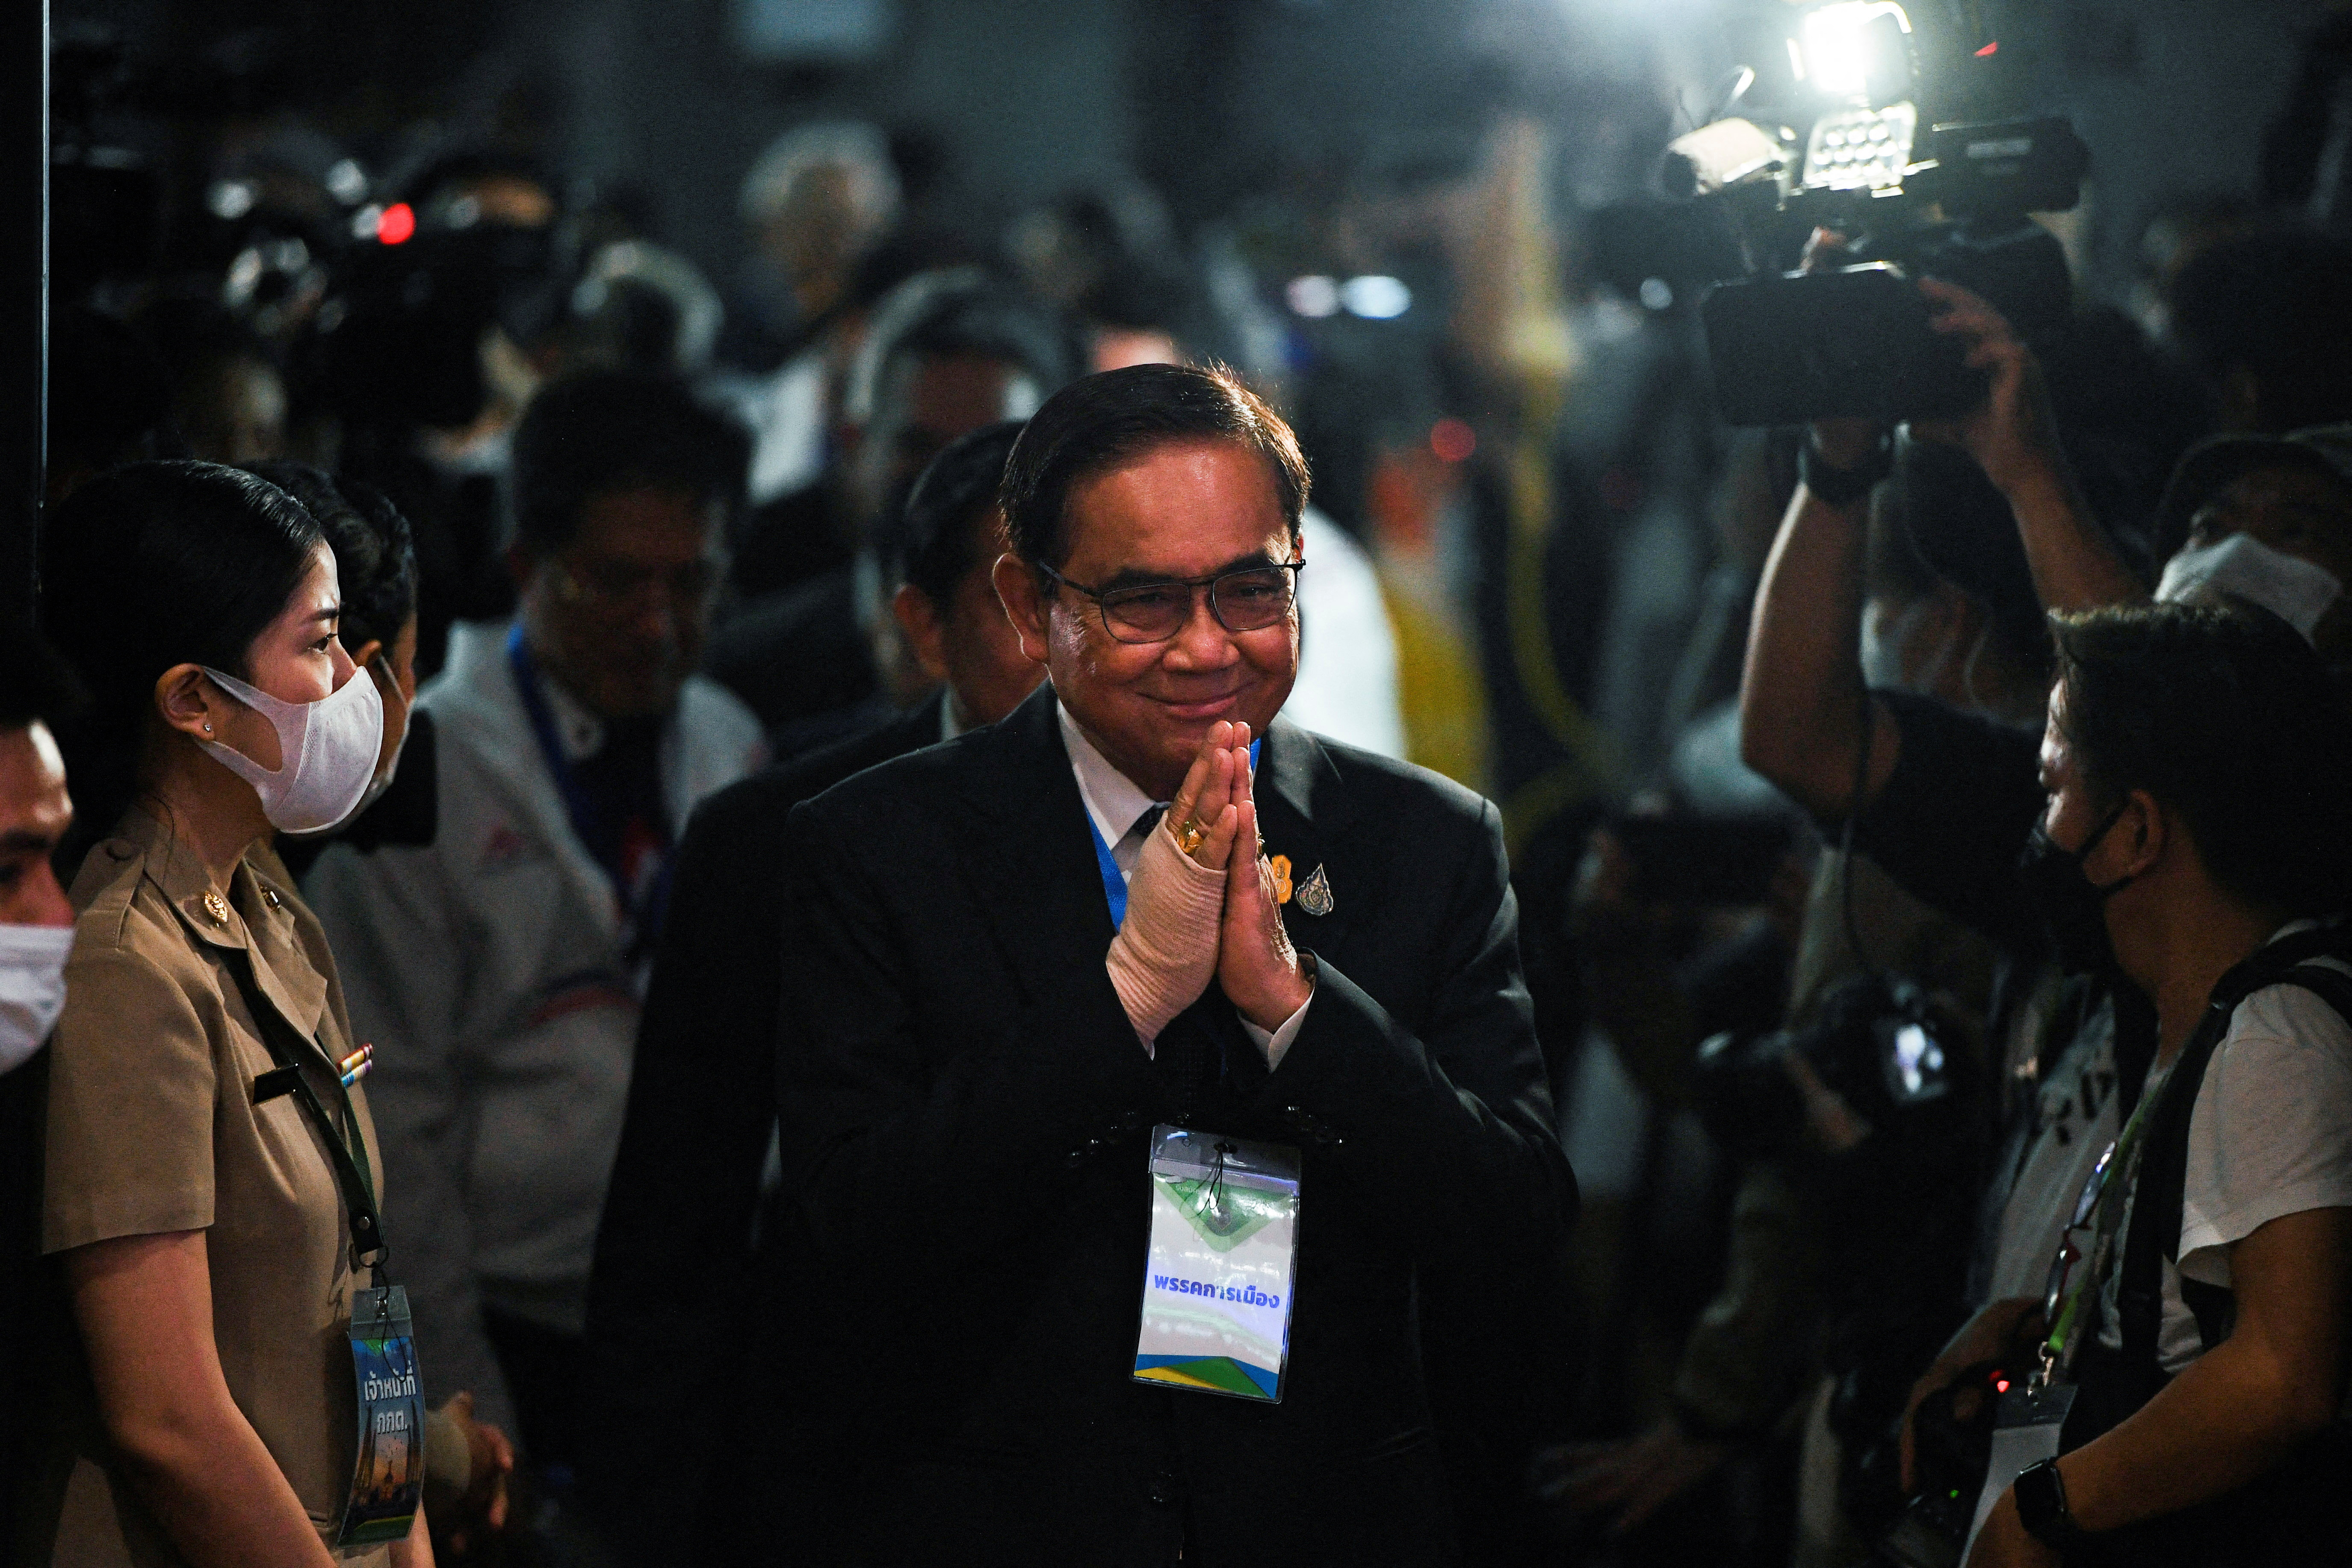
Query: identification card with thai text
[{"left": 1133, "top": 1125, "right": 1300, "bottom": 1403}]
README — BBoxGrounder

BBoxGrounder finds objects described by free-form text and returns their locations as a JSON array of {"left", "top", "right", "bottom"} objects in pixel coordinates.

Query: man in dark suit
[
  {"left": 778, "top": 363, "right": 1575, "bottom": 1564},
  {"left": 582, "top": 422, "right": 1040, "bottom": 1565}
]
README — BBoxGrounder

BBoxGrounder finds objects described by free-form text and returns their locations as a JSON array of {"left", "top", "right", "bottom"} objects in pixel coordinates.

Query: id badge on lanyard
[
  {"left": 339, "top": 1285, "right": 426, "bottom": 1546},
  {"left": 1964, "top": 1380, "right": 2077, "bottom": 1557},
  {"left": 1133, "top": 1125, "right": 1301, "bottom": 1402}
]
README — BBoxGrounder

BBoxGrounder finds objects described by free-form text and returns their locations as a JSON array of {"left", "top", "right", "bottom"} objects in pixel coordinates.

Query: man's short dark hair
[
  {"left": 510, "top": 370, "right": 751, "bottom": 555},
  {"left": 2051, "top": 599, "right": 2352, "bottom": 916},
  {"left": 246, "top": 462, "right": 418, "bottom": 656},
  {"left": 997, "top": 363, "right": 1309, "bottom": 568},
  {"left": 879, "top": 420, "right": 1023, "bottom": 606},
  {"left": 0, "top": 621, "right": 86, "bottom": 732}
]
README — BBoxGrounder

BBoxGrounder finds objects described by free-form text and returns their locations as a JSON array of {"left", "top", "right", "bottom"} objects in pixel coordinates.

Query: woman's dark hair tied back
[{"left": 39, "top": 461, "right": 324, "bottom": 850}]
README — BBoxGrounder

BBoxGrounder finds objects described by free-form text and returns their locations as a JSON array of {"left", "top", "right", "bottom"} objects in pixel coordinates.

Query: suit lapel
[
  {"left": 1255, "top": 718, "right": 1358, "bottom": 963},
  {"left": 948, "top": 685, "right": 1121, "bottom": 1004}
]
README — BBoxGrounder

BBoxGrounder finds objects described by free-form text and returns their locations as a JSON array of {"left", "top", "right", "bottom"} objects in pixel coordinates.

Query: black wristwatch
[
  {"left": 1797, "top": 431, "right": 1893, "bottom": 508},
  {"left": 2013, "top": 1459, "right": 2087, "bottom": 1552}
]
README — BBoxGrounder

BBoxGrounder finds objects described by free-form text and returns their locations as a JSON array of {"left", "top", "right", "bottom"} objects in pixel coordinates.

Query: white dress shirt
[{"left": 1057, "top": 700, "right": 1312, "bottom": 1065}]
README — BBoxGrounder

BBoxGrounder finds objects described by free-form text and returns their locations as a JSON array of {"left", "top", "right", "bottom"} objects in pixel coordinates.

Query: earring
[{"left": 202, "top": 723, "right": 213, "bottom": 734}]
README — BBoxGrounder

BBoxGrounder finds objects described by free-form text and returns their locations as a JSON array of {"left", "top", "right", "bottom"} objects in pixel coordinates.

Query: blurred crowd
[{"left": 8, "top": 8, "right": 2352, "bottom": 1568}]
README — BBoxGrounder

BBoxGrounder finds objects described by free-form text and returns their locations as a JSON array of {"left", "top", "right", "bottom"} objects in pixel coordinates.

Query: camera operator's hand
[
  {"left": 1898, "top": 1295, "right": 2043, "bottom": 1492},
  {"left": 1911, "top": 278, "right": 2067, "bottom": 502},
  {"left": 1967, "top": 1488, "right": 2063, "bottom": 1568},
  {"left": 1798, "top": 229, "right": 1888, "bottom": 472},
  {"left": 1536, "top": 1420, "right": 1734, "bottom": 1537}
]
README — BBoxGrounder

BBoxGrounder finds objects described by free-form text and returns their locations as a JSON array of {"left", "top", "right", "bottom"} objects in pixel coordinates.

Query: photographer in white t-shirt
[{"left": 1955, "top": 599, "right": 2352, "bottom": 1567}]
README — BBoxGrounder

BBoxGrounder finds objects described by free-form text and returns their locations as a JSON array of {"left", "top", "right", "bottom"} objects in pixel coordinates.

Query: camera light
[
  {"left": 1286, "top": 275, "right": 1340, "bottom": 318},
  {"left": 208, "top": 180, "right": 256, "bottom": 221},
  {"left": 1800, "top": 1, "right": 1912, "bottom": 103},
  {"left": 376, "top": 203, "right": 417, "bottom": 246},
  {"left": 1341, "top": 275, "right": 1412, "bottom": 319}
]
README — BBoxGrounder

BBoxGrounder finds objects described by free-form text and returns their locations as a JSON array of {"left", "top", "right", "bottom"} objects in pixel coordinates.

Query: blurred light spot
[
  {"left": 1430, "top": 418, "right": 1476, "bottom": 464},
  {"left": 377, "top": 203, "right": 417, "bottom": 245},
  {"left": 326, "top": 158, "right": 369, "bottom": 205},
  {"left": 1975, "top": 39, "right": 1999, "bottom": 56},
  {"left": 1638, "top": 277, "right": 1675, "bottom": 311},
  {"left": 445, "top": 194, "right": 482, "bottom": 230},
  {"left": 208, "top": 180, "right": 255, "bottom": 221},
  {"left": 1342, "top": 275, "right": 1411, "bottom": 319},
  {"left": 352, "top": 204, "right": 384, "bottom": 240},
  {"left": 1994, "top": 1377, "right": 2011, "bottom": 1393},
  {"left": 1286, "top": 275, "right": 1340, "bottom": 318}
]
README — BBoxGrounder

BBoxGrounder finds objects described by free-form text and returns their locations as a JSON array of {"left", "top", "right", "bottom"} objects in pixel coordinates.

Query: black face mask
[{"left": 2018, "top": 802, "right": 2134, "bottom": 974}]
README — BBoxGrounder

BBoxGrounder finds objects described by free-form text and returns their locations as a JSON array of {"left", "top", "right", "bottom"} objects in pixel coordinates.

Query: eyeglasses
[
  {"left": 552, "top": 555, "right": 722, "bottom": 617},
  {"left": 1037, "top": 561, "right": 1303, "bottom": 645}
]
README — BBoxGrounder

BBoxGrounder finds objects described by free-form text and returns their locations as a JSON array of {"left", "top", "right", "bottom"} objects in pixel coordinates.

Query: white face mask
[
  {"left": 2156, "top": 533, "right": 2343, "bottom": 642},
  {"left": 1860, "top": 598, "right": 1960, "bottom": 695},
  {"left": 283, "top": 660, "right": 410, "bottom": 842},
  {"left": 0, "top": 923, "right": 74, "bottom": 1075},
  {"left": 199, "top": 664, "right": 385, "bottom": 834}
]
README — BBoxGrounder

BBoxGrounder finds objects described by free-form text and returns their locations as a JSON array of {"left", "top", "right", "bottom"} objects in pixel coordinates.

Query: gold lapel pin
[
  {"left": 1268, "top": 854, "right": 1294, "bottom": 905},
  {"left": 202, "top": 891, "right": 230, "bottom": 926}
]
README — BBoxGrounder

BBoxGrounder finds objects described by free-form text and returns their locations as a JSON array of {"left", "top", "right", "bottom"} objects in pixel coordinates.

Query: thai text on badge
[{"left": 1133, "top": 1125, "right": 1301, "bottom": 1403}]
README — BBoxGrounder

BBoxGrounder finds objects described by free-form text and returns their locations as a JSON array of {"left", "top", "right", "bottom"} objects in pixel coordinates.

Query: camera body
[
  {"left": 1690, "top": 971, "right": 1961, "bottom": 1169},
  {"left": 1596, "top": 0, "right": 2088, "bottom": 424},
  {"left": 1701, "top": 112, "right": 2085, "bottom": 424}
]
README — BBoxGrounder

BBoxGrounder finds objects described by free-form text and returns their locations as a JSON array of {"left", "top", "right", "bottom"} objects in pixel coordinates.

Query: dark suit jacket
[
  {"left": 585, "top": 694, "right": 948, "bottom": 1566},
  {"left": 777, "top": 684, "right": 1575, "bottom": 1566}
]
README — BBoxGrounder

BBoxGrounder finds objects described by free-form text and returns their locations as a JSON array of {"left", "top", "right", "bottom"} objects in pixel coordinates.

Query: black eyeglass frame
[{"left": 1034, "top": 559, "right": 1305, "bottom": 645}]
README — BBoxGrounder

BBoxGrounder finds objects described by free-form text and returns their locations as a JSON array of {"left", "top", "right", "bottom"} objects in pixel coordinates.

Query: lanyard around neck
[{"left": 505, "top": 624, "right": 674, "bottom": 947}]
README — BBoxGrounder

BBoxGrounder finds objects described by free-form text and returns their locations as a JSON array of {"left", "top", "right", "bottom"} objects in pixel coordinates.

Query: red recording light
[
  {"left": 377, "top": 203, "right": 417, "bottom": 245},
  {"left": 1430, "top": 418, "right": 1476, "bottom": 464},
  {"left": 1995, "top": 1378, "right": 2011, "bottom": 1393},
  {"left": 1975, "top": 41, "right": 1999, "bottom": 57}
]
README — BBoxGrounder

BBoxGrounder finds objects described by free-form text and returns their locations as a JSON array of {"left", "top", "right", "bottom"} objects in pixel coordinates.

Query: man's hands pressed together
[
  {"left": 1217, "top": 736, "right": 1314, "bottom": 1034},
  {"left": 1103, "top": 719, "right": 1315, "bottom": 1051}
]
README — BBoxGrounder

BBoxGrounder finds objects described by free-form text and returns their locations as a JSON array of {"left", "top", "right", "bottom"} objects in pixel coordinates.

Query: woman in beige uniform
[{"left": 24, "top": 463, "right": 429, "bottom": 1567}]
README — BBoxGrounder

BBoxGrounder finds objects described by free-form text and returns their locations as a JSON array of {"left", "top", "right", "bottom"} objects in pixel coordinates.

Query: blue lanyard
[
  {"left": 505, "top": 624, "right": 675, "bottom": 952},
  {"left": 1085, "top": 739, "right": 1260, "bottom": 930}
]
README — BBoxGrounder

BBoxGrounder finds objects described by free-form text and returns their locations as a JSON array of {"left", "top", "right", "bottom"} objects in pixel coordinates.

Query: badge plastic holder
[
  {"left": 338, "top": 1284, "right": 426, "bottom": 1546},
  {"left": 1133, "top": 1125, "right": 1301, "bottom": 1403}
]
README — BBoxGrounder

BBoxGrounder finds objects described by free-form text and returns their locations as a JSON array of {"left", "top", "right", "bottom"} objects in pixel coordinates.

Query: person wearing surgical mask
[
  {"left": 26, "top": 461, "right": 433, "bottom": 1567},
  {"left": 2147, "top": 425, "right": 2352, "bottom": 663},
  {"left": 0, "top": 625, "right": 80, "bottom": 1074},
  {"left": 245, "top": 464, "right": 437, "bottom": 877},
  {"left": 0, "top": 622, "right": 83, "bottom": 1561}
]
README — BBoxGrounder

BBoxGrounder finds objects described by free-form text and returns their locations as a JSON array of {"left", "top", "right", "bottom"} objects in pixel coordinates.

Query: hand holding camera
[{"left": 1910, "top": 278, "right": 2068, "bottom": 508}]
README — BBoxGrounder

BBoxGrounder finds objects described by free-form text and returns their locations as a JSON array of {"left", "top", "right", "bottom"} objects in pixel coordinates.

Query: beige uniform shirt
[{"left": 30, "top": 806, "right": 392, "bottom": 1567}]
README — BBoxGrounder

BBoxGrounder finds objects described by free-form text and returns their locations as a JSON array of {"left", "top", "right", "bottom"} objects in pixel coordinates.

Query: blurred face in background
[
  {"left": 518, "top": 487, "right": 727, "bottom": 720},
  {"left": 0, "top": 721, "right": 74, "bottom": 927},
  {"left": 850, "top": 353, "right": 1038, "bottom": 526},
  {"left": 2181, "top": 460, "right": 2352, "bottom": 658},
  {"left": 889, "top": 503, "right": 1043, "bottom": 729}
]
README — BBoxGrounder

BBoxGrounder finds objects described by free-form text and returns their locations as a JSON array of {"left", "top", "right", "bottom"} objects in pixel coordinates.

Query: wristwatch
[
  {"left": 1797, "top": 431, "right": 1893, "bottom": 508},
  {"left": 2013, "top": 1459, "right": 2087, "bottom": 1552}
]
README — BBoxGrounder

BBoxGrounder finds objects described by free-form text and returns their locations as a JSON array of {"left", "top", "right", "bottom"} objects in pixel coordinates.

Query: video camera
[{"left": 1593, "top": 1, "right": 2088, "bottom": 426}]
